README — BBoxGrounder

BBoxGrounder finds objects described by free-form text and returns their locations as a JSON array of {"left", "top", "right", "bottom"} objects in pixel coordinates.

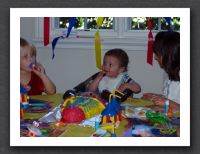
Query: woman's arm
[{"left": 142, "top": 93, "right": 180, "bottom": 111}]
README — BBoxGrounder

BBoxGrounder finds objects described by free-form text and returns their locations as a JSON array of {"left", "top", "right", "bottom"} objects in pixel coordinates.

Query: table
[{"left": 21, "top": 93, "right": 179, "bottom": 137}]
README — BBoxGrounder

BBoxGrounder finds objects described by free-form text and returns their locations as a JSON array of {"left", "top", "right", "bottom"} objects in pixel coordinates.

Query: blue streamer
[
  {"left": 51, "top": 17, "right": 76, "bottom": 59},
  {"left": 164, "top": 17, "right": 172, "bottom": 31},
  {"left": 66, "top": 17, "right": 76, "bottom": 38},
  {"left": 51, "top": 36, "right": 62, "bottom": 59}
]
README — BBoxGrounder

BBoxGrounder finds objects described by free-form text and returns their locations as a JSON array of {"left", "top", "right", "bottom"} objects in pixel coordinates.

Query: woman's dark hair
[
  {"left": 105, "top": 48, "right": 129, "bottom": 71},
  {"left": 153, "top": 31, "right": 180, "bottom": 81}
]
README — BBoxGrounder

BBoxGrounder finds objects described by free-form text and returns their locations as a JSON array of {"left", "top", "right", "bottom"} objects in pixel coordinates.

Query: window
[
  {"left": 57, "top": 17, "right": 180, "bottom": 31},
  {"left": 53, "top": 17, "right": 180, "bottom": 38},
  {"left": 129, "top": 17, "right": 180, "bottom": 31},
  {"left": 58, "top": 17, "right": 114, "bottom": 30},
  {"left": 52, "top": 17, "right": 117, "bottom": 38},
  {"left": 35, "top": 17, "right": 180, "bottom": 50}
]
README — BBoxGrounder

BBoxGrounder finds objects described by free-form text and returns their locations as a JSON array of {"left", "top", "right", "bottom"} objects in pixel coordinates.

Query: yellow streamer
[
  {"left": 96, "top": 17, "right": 104, "bottom": 28},
  {"left": 95, "top": 30, "right": 102, "bottom": 70}
]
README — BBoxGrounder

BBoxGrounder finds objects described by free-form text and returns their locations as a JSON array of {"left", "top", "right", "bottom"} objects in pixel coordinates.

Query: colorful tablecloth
[{"left": 21, "top": 94, "right": 179, "bottom": 137}]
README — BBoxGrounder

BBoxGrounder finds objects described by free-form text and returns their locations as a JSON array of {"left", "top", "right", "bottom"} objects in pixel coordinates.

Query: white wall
[{"left": 20, "top": 18, "right": 165, "bottom": 98}]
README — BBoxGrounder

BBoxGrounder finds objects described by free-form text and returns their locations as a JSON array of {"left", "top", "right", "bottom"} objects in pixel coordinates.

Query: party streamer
[
  {"left": 44, "top": 17, "right": 50, "bottom": 46},
  {"left": 146, "top": 17, "right": 153, "bottom": 65},
  {"left": 164, "top": 17, "right": 172, "bottom": 31},
  {"left": 95, "top": 17, "right": 104, "bottom": 69},
  {"left": 51, "top": 17, "right": 76, "bottom": 59},
  {"left": 95, "top": 30, "right": 102, "bottom": 70}
]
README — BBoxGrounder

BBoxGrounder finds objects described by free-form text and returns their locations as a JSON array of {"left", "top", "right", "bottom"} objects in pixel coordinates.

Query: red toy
[{"left": 61, "top": 104, "right": 85, "bottom": 124}]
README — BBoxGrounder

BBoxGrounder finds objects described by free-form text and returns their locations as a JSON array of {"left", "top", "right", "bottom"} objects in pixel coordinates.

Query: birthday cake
[{"left": 62, "top": 95, "right": 105, "bottom": 119}]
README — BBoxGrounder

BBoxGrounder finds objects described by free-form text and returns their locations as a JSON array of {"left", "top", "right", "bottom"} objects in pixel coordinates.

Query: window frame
[{"left": 34, "top": 17, "right": 170, "bottom": 51}]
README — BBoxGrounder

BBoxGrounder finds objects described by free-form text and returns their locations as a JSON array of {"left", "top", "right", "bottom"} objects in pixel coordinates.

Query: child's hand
[
  {"left": 118, "top": 83, "right": 141, "bottom": 93},
  {"left": 32, "top": 63, "right": 46, "bottom": 78},
  {"left": 141, "top": 93, "right": 166, "bottom": 106},
  {"left": 32, "top": 62, "right": 56, "bottom": 95},
  {"left": 88, "top": 71, "right": 106, "bottom": 92},
  {"left": 118, "top": 83, "right": 129, "bottom": 92},
  {"left": 96, "top": 71, "right": 106, "bottom": 80}
]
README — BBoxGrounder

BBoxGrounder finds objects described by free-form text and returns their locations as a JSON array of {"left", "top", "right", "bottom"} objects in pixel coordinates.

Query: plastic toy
[
  {"left": 100, "top": 122, "right": 116, "bottom": 137},
  {"left": 100, "top": 91, "right": 125, "bottom": 137},
  {"left": 95, "top": 117, "right": 100, "bottom": 131},
  {"left": 20, "top": 103, "right": 23, "bottom": 119},
  {"left": 110, "top": 94, "right": 122, "bottom": 121},
  {"left": 20, "top": 83, "right": 29, "bottom": 109},
  {"left": 28, "top": 63, "right": 34, "bottom": 69},
  {"left": 145, "top": 111, "right": 172, "bottom": 129},
  {"left": 165, "top": 100, "right": 169, "bottom": 115},
  {"left": 167, "top": 103, "right": 173, "bottom": 118},
  {"left": 101, "top": 102, "right": 117, "bottom": 124},
  {"left": 101, "top": 92, "right": 123, "bottom": 124}
]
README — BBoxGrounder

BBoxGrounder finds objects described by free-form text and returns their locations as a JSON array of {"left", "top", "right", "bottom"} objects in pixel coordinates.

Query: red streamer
[
  {"left": 44, "top": 17, "right": 50, "bottom": 46},
  {"left": 146, "top": 17, "right": 154, "bottom": 65}
]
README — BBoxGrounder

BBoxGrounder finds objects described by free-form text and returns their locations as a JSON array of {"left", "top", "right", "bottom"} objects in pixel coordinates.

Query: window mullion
[
  {"left": 117, "top": 17, "right": 125, "bottom": 38},
  {"left": 84, "top": 17, "right": 87, "bottom": 29},
  {"left": 158, "top": 17, "right": 161, "bottom": 31}
]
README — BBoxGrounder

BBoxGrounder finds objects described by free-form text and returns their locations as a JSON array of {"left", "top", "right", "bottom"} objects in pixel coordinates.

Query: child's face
[
  {"left": 102, "top": 55, "right": 125, "bottom": 78},
  {"left": 20, "top": 45, "right": 36, "bottom": 72}
]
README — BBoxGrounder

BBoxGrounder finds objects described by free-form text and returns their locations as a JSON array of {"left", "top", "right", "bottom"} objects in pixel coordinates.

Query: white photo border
[{"left": 10, "top": 8, "right": 190, "bottom": 146}]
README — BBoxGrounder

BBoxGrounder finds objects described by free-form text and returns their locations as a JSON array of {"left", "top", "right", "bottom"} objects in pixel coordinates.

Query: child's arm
[
  {"left": 118, "top": 82, "right": 141, "bottom": 94},
  {"left": 142, "top": 93, "right": 180, "bottom": 111},
  {"left": 88, "top": 71, "right": 105, "bottom": 92},
  {"left": 32, "top": 63, "right": 56, "bottom": 95}
]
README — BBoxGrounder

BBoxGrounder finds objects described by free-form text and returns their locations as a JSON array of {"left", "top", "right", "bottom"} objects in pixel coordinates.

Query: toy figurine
[
  {"left": 146, "top": 111, "right": 172, "bottom": 129},
  {"left": 101, "top": 91, "right": 124, "bottom": 124},
  {"left": 20, "top": 83, "right": 29, "bottom": 109}
]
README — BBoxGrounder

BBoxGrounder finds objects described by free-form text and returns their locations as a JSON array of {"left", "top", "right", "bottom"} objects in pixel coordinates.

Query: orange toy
[{"left": 167, "top": 103, "right": 173, "bottom": 118}]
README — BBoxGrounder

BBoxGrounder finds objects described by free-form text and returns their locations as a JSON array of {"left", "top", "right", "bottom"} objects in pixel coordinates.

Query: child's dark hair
[
  {"left": 20, "top": 37, "right": 29, "bottom": 47},
  {"left": 105, "top": 48, "right": 129, "bottom": 71},
  {"left": 153, "top": 31, "right": 180, "bottom": 81}
]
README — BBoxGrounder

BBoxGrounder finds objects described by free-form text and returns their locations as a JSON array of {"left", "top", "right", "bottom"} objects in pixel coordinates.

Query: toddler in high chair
[{"left": 88, "top": 48, "right": 141, "bottom": 101}]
